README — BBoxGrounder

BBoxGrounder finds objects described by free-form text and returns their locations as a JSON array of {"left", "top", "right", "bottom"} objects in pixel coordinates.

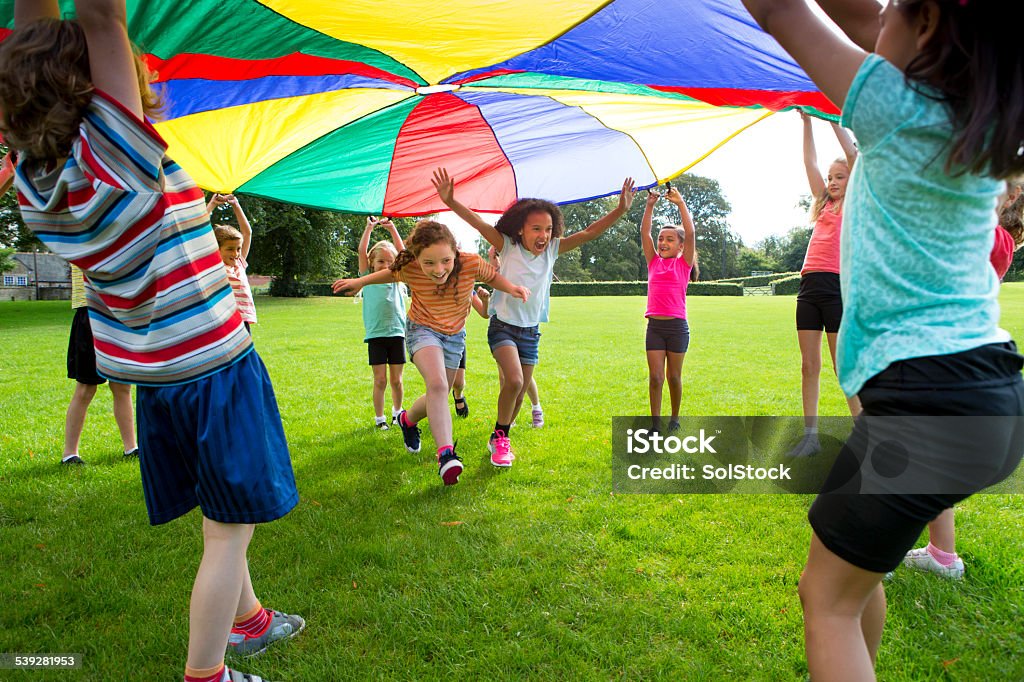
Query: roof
[{"left": 11, "top": 252, "right": 70, "bottom": 282}]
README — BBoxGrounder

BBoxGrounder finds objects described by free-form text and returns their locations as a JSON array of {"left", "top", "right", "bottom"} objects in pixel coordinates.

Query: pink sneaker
[
  {"left": 488, "top": 431, "right": 514, "bottom": 467},
  {"left": 531, "top": 408, "right": 544, "bottom": 428}
]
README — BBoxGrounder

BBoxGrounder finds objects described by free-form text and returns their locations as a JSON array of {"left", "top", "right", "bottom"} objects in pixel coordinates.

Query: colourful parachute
[{"left": 0, "top": 0, "right": 836, "bottom": 215}]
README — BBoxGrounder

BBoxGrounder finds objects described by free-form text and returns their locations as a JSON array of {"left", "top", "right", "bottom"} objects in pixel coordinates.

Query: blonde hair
[
  {"left": 368, "top": 240, "right": 398, "bottom": 262},
  {"left": 0, "top": 18, "right": 162, "bottom": 161},
  {"left": 809, "top": 158, "right": 849, "bottom": 222},
  {"left": 213, "top": 224, "right": 242, "bottom": 246}
]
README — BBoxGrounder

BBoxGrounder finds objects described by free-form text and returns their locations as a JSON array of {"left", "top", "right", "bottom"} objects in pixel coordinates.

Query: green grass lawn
[{"left": 1, "top": 288, "right": 1023, "bottom": 680}]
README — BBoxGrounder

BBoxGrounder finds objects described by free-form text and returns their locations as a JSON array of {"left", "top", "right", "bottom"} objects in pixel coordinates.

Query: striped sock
[
  {"left": 184, "top": 663, "right": 227, "bottom": 682},
  {"left": 926, "top": 543, "right": 959, "bottom": 567},
  {"left": 232, "top": 603, "right": 272, "bottom": 638}
]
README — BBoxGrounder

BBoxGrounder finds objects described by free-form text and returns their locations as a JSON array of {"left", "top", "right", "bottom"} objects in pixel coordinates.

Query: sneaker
[
  {"left": 392, "top": 412, "right": 401, "bottom": 425},
  {"left": 903, "top": 547, "right": 965, "bottom": 580},
  {"left": 61, "top": 455, "right": 85, "bottom": 466},
  {"left": 531, "top": 408, "right": 544, "bottom": 428},
  {"left": 488, "top": 431, "right": 514, "bottom": 467},
  {"left": 376, "top": 420, "right": 390, "bottom": 431},
  {"left": 667, "top": 419, "right": 680, "bottom": 432},
  {"left": 786, "top": 434, "right": 821, "bottom": 459},
  {"left": 226, "top": 668, "right": 276, "bottom": 682},
  {"left": 227, "top": 609, "right": 306, "bottom": 657},
  {"left": 123, "top": 448, "right": 139, "bottom": 459},
  {"left": 398, "top": 410, "right": 421, "bottom": 453},
  {"left": 454, "top": 395, "right": 469, "bottom": 418},
  {"left": 437, "top": 446, "right": 464, "bottom": 485}
]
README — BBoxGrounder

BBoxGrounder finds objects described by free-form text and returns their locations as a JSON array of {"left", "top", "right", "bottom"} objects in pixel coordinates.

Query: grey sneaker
[{"left": 227, "top": 610, "right": 306, "bottom": 657}]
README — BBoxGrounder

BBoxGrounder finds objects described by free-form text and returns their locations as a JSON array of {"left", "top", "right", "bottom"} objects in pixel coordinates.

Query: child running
[
  {"left": 789, "top": 111, "right": 863, "bottom": 458},
  {"left": 741, "top": 0, "right": 1024, "bottom": 679},
  {"left": 433, "top": 167, "right": 634, "bottom": 466},
  {"left": 0, "top": 4, "right": 302, "bottom": 681},
  {"left": 210, "top": 193, "right": 258, "bottom": 333},
  {"left": 357, "top": 216, "right": 407, "bottom": 430},
  {"left": 640, "top": 186, "right": 696, "bottom": 430},
  {"left": 332, "top": 219, "right": 529, "bottom": 485},
  {"left": 450, "top": 286, "right": 491, "bottom": 418}
]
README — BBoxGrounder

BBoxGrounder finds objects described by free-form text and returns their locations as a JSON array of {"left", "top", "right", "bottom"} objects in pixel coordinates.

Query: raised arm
[
  {"left": 381, "top": 218, "right": 405, "bottom": 252},
  {"left": 560, "top": 177, "right": 635, "bottom": 254},
  {"left": 331, "top": 267, "right": 395, "bottom": 296},
  {"left": 801, "top": 112, "right": 826, "bottom": 198},
  {"left": 206, "top": 192, "right": 227, "bottom": 217},
  {"left": 641, "top": 190, "right": 660, "bottom": 263},
  {"left": 831, "top": 121, "right": 858, "bottom": 170},
  {"left": 75, "top": 0, "right": 144, "bottom": 119},
  {"left": 666, "top": 187, "right": 697, "bottom": 267},
  {"left": 814, "top": 0, "right": 881, "bottom": 53},
  {"left": 228, "top": 195, "right": 252, "bottom": 260},
  {"left": 357, "top": 216, "right": 375, "bottom": 273},
  {"left": 15, "top": 0, "right": 60, "bottom": 25},
  {"left": 741, "top": 0, "right": 868, "bottom": 110},
  {"left": 471, "top": 288, "right": 490, "bottom": 319},
  {"left": 432, "top": 167, "right": 504, "bottom": 250}
]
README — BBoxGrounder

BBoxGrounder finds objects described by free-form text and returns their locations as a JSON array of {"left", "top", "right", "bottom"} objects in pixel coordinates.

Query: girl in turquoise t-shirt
[
  {"left": 357, "top": 217, "right": 408, "bottom": 429},
  {"left": 742, "top": 0, "right": 1024, "bottom": 678}
]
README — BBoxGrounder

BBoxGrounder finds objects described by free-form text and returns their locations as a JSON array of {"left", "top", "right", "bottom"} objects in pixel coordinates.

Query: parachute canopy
[{"left": 0, "top": 0, "right": 837, "bottom": 215}]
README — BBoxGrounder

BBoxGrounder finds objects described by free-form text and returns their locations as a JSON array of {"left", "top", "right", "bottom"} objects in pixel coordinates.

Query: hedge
[
  {"left": 302, "top": 280, "right": 744, "bottom": 297},
  {"left": 770, "top": 274, "right": 802, "bottom": 296},
  {"left": 713, "top": 272, "right": 799, "bottom": 288}
]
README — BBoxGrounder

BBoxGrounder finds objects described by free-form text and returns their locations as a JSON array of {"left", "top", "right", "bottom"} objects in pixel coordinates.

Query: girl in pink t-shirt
[
  {"left": 641, "top": 185, "right": 697, "bottom": 430},
  {"left": 790, "top": 112, "right": 862, "bottom": 459}
]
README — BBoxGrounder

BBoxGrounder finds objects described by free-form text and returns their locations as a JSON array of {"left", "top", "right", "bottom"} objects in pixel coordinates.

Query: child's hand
[
  {"left": 432, "top": 167, "right": 455, "bottom": 206},
  {"left": 211, "top": 193, "right": 230, "bottom": 206},
  {"left": 378, "top": 218, "right": 395, "bottom": 231},
  {"left": 646, "top": 189, "right": 662, "bottom": 206},
  {"left": 510, "top": 285, "right": 530, "bottom": 302},
  {"left": 799, "top": 110, "right": 811, "bottom": 124},
  {"left": 666, "top": 187, "right": 684, "bottom": 205},
  {"left": 617, "top": 177, "right": 636, "bottom": 212},
  {"left": 476, "top": 286, "right": 491, "bottom": 303},
  {"left": 331, "top": 278, "right": 361, "bottom": 296},
  {"left": 366, "top": 216, "right": 378, "bottom": 230}
]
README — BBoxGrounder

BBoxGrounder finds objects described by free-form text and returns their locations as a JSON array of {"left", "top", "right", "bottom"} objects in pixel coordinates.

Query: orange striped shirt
[{"left": 395, "top": 252, "right": 497, "bottom": 335}]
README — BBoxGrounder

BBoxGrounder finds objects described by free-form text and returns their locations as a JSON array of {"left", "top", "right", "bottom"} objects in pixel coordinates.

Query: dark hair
[
  {"left": 494, "top": 198, "right": 563, "bottom": 245},
  {"left": 391, "top": 220, "right": 463, "bottom": 299},
  {"left": 0, "top": 19, "right": 163, "bottom": 161},
  {"left": 895, "top": 0, "right": 1024, "bottom": 179}
]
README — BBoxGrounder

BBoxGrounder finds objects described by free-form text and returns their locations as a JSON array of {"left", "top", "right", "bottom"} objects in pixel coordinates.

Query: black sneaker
[
  {"left": 376, "top": 420, "right": 390, "bottom": 431},
  {"left": 667, "top": 419, "right": 680, "bottom": 432},
  {"left": 437, "top": 445, "right": 463, "bottom": 485},
  {"left": 61, "top": 455, "right": 85, "bottom": 466},
  {"left": 398, "top": 410, "right": 421, "bottom": 453},
  {"left": 123, "top": 448, "right": 139, "bottom": 459},
  {"left": 454, "top": 394, "right": 469, "bottom": 418}
]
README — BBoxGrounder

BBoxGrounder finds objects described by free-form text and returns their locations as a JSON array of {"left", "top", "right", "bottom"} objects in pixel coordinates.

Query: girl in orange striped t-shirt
[{"left": 334, "top": 220, "right": 529, "bottom": 485}]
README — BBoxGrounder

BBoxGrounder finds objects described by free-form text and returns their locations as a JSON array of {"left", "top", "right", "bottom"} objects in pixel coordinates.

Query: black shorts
[
  {"left": 67, "top": 307, "right": 105, "bottom": 385},
  {"left": 367, "top": 336, "right": 406, "bottom": 366},
  {"left": 459, "top": 348, "right": 467, "bottom": 370},
  {"left": 808, "top": 342, "right": 1024, "bottom": 573},
  {"left": 796, "top": 272, "right": 843, "bottom": 333},
  {"left": 645, "top": 317, "right": 690, "bottom": 353}
]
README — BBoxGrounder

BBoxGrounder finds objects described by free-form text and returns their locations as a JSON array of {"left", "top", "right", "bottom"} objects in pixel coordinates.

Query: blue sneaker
[
  {"left": 398, "top": 410, "right": 421, "bottom": 453},
  {"left": 227, "top": 609, "right": 305, "bottom": 657}
]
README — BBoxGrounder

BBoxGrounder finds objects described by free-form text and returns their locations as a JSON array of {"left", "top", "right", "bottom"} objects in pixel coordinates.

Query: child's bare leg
[
  {"left": 826, "top": 332, "right": 862, "bottom": 417},
  {"left": 63, "top": 382, "right": 98, "bottom": 457},
  {"left": 665, "top": 352, "right": 686, "bottom": 419},
  {"left": 927, "top": 508, "right": 956, "bottom": 554},
  {"left": 371, "top": 364, "right": 387, "bottom": 418},
  {"left": 407, "top": 348, "right": 455, "bottom": 446},
  {"left": 187, "top": 518, "right": 253, "bottom": 670},
  {"left": 235, "top": 525, "right": 259, "bottom": 617},
  {"left": 526, "top": 376, "right": 539, "bottom": 406},
  {"left": 494, "top": 346, "right": 523, "bottom": 426},
  {"left": 511, "top": 363, "right": 536, "bottom": 425},
  {"left": 108, "top": 381, "right": 137, "bottom": 452},
  {"left": 798, "top": 330, "right": 824, "bottom": 429},
  {"left": 646, "top": 351, "right": 666, "bottom": 419},
  {"left": 388, "top": 363, "right": 404, "bottom": 412},
  {"left": 452, "top": 368, "right": 466, "bottom": 399}
]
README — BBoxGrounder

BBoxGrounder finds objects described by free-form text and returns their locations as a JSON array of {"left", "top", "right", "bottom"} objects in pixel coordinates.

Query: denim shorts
[
  {"left": 406, "top": 321, "right": 467, "bottom": 370},
  {"left": 487, "top": 316, "right": 541, "bottom": 365}
]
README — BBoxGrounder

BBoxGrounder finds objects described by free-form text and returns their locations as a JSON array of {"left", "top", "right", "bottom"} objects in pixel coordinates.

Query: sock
[
  {"left": 926, "top": 542, "right": 959, "bottom": 566},
  {"left": 804, "top": 426, "right": 818, "bottom": 437},
  {"left": 232, "top": 603, "right": 272, "bottom": 638},
  {"left": 184, "top": 663, "right": 227, "bottom": 682},
  {"left": 392, "top": 407, "right": 402, "bottom": 417},
  {"left": 532, "top": 402, "right": 542, "bottom": 411},
  {"left": 400, "top": 411, "right": 414, "bottom": 428},
  {"left": 375, "top": 415, "right": 386, "bottom": 425},
  {"left": 437, "top": 444, "right": 454, "bottom": 457},
  {"left": 494, "top": 422, "right": 511, "bottom": 439},
  {"left": 61, "top": 453, "right": 79, "bottom": 463}
]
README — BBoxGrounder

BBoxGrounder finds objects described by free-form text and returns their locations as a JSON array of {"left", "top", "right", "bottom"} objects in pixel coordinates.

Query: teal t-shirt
[
  {"left": 837, "top": 54, "right": 1009, "bottom": 396},
  {"left": 360, "top": 269, "right": 407, "bottom": 341}
]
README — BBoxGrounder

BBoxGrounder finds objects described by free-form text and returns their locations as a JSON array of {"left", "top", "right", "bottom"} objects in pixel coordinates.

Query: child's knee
[
  {"left": 373, "top": 376, "right": 388, "bottom": 391},
  {"left": 649, "top": 372, "right": 665, "bottom": 386}
]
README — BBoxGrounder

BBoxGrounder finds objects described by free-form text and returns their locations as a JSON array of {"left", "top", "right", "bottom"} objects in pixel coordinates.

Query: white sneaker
[
  {"left": 903, "top": 547, "right": 965, "bottom": 580},
  {"left": 786, "top": 434, "right": 821, "bottom": 458}
]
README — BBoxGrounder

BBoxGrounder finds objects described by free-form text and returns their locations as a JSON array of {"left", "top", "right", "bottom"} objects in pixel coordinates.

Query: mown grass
[{"left": 1, "top": 287, "right": 1022, "bottom": 680}]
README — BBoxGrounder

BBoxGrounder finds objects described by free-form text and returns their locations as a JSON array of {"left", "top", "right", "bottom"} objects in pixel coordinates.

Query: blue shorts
[
  {"left": 406, "top": 321, "right": 467, "bottom": 370},
  {"left": 136, "top": 350, "right": 299, "bottom": 526},
  {"left": 487, "top": 316, "right": 541, "bottom": 365}
]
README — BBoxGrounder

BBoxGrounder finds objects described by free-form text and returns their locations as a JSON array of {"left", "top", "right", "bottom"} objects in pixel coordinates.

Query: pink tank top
[
  {"left": 801, "top": 202, "right": 842, "bottom": 275},
  {"left": 646, "top": 256, "right": 693, "bottom": 319}
]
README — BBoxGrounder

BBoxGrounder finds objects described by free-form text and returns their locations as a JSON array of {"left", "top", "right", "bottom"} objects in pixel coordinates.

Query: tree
[
  {"left": 0, "top": 144, "right": 45, "bottom": 252},
  {"left": 0, "top": 246, "right": 14, "bottom": 274}
]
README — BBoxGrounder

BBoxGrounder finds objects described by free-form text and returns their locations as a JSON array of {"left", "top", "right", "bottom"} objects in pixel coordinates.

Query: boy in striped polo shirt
[{"left": 0, "top": 3, "right": 300, "bottom": 681}]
